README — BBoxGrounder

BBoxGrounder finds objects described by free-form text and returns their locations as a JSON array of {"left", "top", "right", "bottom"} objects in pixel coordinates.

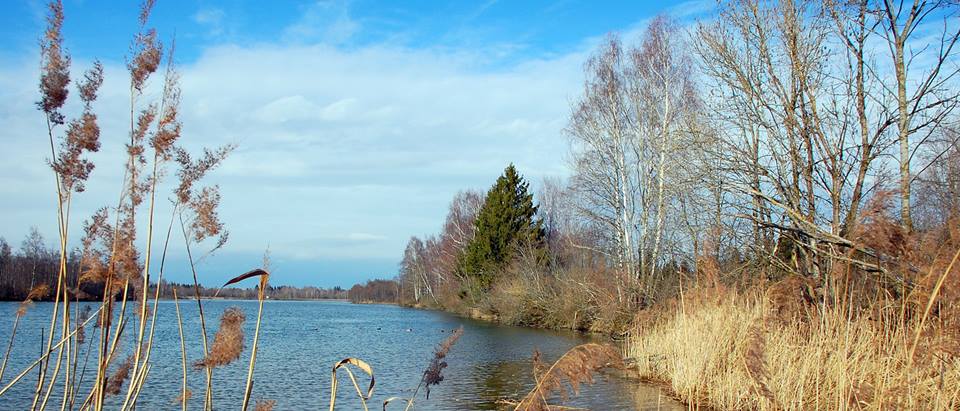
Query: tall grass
[{"left": 626, "top": 278, "right": 960, "bottom": 409}]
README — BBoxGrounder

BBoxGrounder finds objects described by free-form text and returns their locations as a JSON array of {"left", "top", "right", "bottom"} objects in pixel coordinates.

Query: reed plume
[
  {"left": 22, "top": 284, "right": 52, "bottom": 314},
  {"left": 174, "top": 388, "right": 191, "bottom": 404},
  {"left": 421, "top": 326, "right": 463, "bottom": 399},
  {"left": 53, "top": 62, "right": 103, "bottom": 194},
  {"left": 37, "top": 0, "right": 69, "bottom": 125},
  {"left": 104, "top": 355, "right": 133, "bottom": 396},
  {"left": 211, "top": 267, "right": 271, "bottom": 411},
  {"left": 128, "top": 0, "right": 161, "bottom": 93},
  {"left": 75, "top": 305, "right": 92, "bottom": 345},
  {"left": 255, "top": 399, "right": 276, "bottom": 411},
  {"left": 385, "top": 326, "right": 464, "bottom": 411},
  {"left": 512, "top": 343, "right": 623, "bottom": 411},
  {"left": 194, "top": 307, "right": 246, "bottom": 369}
]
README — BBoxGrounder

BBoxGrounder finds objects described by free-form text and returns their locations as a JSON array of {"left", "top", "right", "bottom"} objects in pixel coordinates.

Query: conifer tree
[{"left": 459, "top": 164, "right": 544, "bottom": 294}]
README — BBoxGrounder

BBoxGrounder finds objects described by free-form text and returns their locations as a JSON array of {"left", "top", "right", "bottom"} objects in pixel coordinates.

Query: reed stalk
[
  {"left": 122, "top": 154, "right": 159, "bottom": 409},
  {"left": 328, "top": 358, "right": 375, "bottom": 411},
  {"left": 241, "top": 275, "right": 268, "bottom": 411},
  {"left": 34, "top": 98, "right": 72, "bottom": 411},
  {"left": 173, "top": 288, "right": 189, "bottom": 411},
  {"left": 0, "top": 315, "right": 21, "bottom": 384},
  {"left": 908, "top": 246, "right": 960, "bottom": 365},
  {"left": 0, "top": 306, "right": 102, "bottom": 398},
  {"left": 182, "top": 216, "right": 213, "bottom": 410},
  {"left": 124, "top": 203, "right": 179, "bottom": 409}
]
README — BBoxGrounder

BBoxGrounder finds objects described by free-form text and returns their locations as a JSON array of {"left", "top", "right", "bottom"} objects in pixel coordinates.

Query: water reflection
[{"left": 0, "top": 300, "right": 682, "bottom": 410}]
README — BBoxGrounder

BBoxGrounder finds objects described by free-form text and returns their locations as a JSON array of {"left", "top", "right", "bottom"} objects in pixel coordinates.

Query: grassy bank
[{"left": 626, "top": 286, "right": 960, "bottom": 410}]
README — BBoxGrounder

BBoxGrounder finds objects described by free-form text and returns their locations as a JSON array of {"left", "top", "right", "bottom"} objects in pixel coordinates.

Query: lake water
[{"left": 0, "top": 300, "right": 679, "bottom": 410}]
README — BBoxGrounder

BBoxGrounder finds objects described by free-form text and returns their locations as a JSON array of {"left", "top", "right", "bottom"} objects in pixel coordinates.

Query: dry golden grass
[{"left": 627, "top": 288, "right": 960, "bottom": 410}]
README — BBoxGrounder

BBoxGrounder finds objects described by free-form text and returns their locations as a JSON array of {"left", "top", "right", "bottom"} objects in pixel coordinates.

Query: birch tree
[{"left": 568, "top": 16, "right": 700, "bottom": 303}]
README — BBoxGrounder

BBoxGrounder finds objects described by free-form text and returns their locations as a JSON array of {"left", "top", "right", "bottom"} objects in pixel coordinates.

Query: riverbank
[
  {"left": 393, "top": 277, "right": 960, "bottom": 410},
  {"left": 626, "top": 286, "right": 960, "bottom": 410}
]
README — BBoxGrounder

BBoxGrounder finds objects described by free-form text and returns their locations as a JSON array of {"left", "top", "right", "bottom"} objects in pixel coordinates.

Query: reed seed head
[
  {"left": 37, "top": 0, "right": 70, "bottom": 125},
  {"left": 422, "top": 325, "right": 464, "bottom": 399},
  {"left": 194, "top": 307, "right": 245, "bottom": 369},
  {"left": 255, "top": 399, "right": 276, "bottom": 411},
  {"left": 105, "top": 354, "right": 134, "bottom": 396}
]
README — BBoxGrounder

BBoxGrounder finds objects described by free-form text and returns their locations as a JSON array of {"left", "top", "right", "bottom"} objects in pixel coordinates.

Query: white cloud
[{"left": 0, "top": 37, "right": 588, "bottom": 269}]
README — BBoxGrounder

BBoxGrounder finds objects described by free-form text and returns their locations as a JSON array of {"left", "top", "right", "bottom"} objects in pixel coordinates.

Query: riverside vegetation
[
  {"left": 2, "top": 0, "right": 960, "bottom": 410},
  {"left": 383, "top": 1, "right": 960, "bottom": 410}
]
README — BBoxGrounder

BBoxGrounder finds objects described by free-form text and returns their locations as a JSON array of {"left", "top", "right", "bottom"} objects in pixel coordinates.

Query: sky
[{"left": 0, "top": 0, "right": 711, "bottom": 288}]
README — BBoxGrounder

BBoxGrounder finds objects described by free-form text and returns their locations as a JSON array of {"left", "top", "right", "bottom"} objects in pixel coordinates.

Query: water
[{"left": 0, "top": 300, "right": 680, "bottom": 410}]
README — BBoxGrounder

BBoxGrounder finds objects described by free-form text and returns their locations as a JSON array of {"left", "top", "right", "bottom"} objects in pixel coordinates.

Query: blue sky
[{"left": 0, "top": 0, "right": 709, "bottom": 288}]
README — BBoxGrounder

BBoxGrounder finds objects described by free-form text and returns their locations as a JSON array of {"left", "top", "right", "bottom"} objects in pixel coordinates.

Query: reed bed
[{"left": 627, "top": 284, "right": 960, "bottom": 410}]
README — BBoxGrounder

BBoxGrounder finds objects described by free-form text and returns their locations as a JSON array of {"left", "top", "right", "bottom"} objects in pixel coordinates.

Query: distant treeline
[
  {"left": 0, "top": 228, "right": 104, "bottom": 301},
  {"left": 0, "top": 229, "right": 347, "bottom": 301},
  {"left": 347, "top": 279, "right": 398, "bottom": 303},
  {"left": 160, "top": 282, "right": 347, "bottom": 300}
]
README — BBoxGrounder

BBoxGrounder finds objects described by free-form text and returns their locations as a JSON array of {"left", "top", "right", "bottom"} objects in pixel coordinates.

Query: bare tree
[
  {"left": 877, "top": 0, "right": 960, "bottom": 232},
  {"left": 568, "top": 35, "right": 639, "bottom": 302},
  {"left": 568, "top": 16, "right": 701, "bottom": 303}
]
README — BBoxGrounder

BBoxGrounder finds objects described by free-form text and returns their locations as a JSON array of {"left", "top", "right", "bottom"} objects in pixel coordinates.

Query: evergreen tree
[{"left": 459, "top": 164, "right": 544, "bottom": 294}]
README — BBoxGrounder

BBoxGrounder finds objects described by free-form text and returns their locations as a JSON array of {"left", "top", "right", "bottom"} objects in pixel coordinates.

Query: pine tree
[{"left": 458, "top": 164, "right": 544, "bottom": 294}]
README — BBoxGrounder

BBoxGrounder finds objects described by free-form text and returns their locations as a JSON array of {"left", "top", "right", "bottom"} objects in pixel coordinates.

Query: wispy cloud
[
  {"left": 193, "top": 7, "right": 226, "bottom": 37},
  {"left": 283, "top": 0, "right": 359, "bottom": 45}
]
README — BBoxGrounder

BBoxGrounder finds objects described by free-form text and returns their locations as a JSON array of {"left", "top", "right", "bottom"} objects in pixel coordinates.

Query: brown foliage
[
  {"left": 765, "top": 274, "right": 818, "bottom": 321},
  {"left": 37, "top": 0, "right": 70, "bottom": 125},
  {"left": 513, "top": 343, "right": 623, "bottom": 410},
  {"left": 79, "top": 207, "right": 112, "bottom": 284},
  {"left": 743, "top": 322, "right": 774, "bottom": 404},
  {"left": 105, "top": 354, "right": 133, "bottom": 396},
  {"left": 53, "top": 62, "right": 103, "bottom": 194},
  {"left": 194, "top": 307, "right": 245, "bottom": 368},
  {"left": 128, "top": 0, "right": 160, "bottom": 92}
]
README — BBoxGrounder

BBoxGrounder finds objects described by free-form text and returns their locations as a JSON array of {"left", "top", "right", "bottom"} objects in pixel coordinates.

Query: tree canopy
[{"left": 458, "top": 164, "right": 544, "bottom": 293}]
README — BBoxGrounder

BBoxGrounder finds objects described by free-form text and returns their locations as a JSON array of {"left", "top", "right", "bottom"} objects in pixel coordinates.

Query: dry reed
[
  {"left": 0, "top": 285, "right": 52, "bottom": 384},
  {"left": 627, "top": 286, "right": 960, "bottom": 410},
  {"left": 512, "top": 343, "right": 623, "bottom": 411},
  {"left": 104, "top": 355, "right": 133, "bottom": 396},
  {"left": 419, "top": 326, "right": 464, "bottom": 401},
  {"left": 255, "top": 399, "right": 276, "bottom": 411},
  {"left": 194, "top": 307, "right": 246, "bottom": 369},
  {"left": 329, "top": 357, "right": 376, "bottom": 411}
]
